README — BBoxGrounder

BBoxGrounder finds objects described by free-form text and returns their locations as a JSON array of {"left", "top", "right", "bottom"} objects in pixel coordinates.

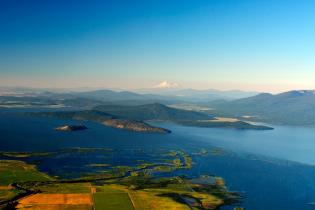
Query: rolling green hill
[{"left": 93, "top": 103, "right": 212, "bottom": 121}]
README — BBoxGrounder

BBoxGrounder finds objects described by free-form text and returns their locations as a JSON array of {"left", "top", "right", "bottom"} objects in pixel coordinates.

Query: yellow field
[
  {"left": 16, "top": 204, "right": 92, "bottom": 210},
  {"left": 37, "top": 183, "right": 92, "bottom": 194},
  {"left": 0, "top": 186, "right": 12, "bottom": 190},
  {"left": 16, "top": 193, "right": 93, "bottom": 210},
  {"left": 129, "top": 190, "right": 190, "bottom": 210}
]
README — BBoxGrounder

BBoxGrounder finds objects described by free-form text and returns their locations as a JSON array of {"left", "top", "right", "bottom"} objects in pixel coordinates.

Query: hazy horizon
[{"left": 1, "top": 81, "right": 315, "bottom": 95}]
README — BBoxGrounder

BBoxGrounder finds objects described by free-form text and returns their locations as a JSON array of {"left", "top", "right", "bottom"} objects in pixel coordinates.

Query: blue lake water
[{"left": 1, "top": 112, "right": 315, "bottom": 210}]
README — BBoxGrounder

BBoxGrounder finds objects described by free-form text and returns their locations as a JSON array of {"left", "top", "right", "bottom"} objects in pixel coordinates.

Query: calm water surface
[{"left": 1, "top": 112, "right": 315, "bottom": 210}]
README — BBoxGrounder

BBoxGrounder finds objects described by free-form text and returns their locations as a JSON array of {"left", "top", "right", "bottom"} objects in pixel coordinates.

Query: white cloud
[{"left": 154, "top": 81, "right": 179, "bottom": 89}]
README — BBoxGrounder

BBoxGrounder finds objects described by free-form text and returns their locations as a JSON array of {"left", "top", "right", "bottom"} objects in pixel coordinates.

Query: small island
[{"left": 55, "top": 125, "right": 88, "bottom": 132}]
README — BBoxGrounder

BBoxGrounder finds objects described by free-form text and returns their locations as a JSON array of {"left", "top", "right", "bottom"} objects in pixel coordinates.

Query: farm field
[
  {"left": 129, "top": 190, "right": 190, "bottom": 210},
  {"left": 93, "top": 192, "right": 134, "bottom": 210},
  {"left": 36, "top": 183, "right": 92, "bottom": 194},
  {"left": 16, "top": 193, "right": 93, "bottom": 210}
]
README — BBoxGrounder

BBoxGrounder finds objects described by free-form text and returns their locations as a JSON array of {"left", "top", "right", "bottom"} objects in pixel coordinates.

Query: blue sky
[{"left": 0, "top": 0, "right": 314, "bottom": 92}]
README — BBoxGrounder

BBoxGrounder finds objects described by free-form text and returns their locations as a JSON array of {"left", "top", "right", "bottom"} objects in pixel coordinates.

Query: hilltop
[
  {"left": 209, "top": 90, "right": 315, "bottom": 125},
  {"left": 93, "top": 103, "right": 212, "bottom": 121}
]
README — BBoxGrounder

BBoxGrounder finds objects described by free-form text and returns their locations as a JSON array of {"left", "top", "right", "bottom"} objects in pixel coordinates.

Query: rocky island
[
  {"left": 55, "top": 125, "right": 87, "bottom": 132},
  {"left": 103, "top": 119, "right": 171, "bottom": 133}
]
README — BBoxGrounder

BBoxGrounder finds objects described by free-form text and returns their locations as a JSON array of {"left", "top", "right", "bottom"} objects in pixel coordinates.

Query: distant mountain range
[
  {"left": 134, "top": 88, "right": 258, "bottom": 101},
  {"left": 0, "top": 87, "right": 258, "bottom": 104},
  {"left": 3, "top": 86, "right": 315, "bottom": 126},
  {"left": 209, "top": 90, "right": 315, "bottom": 126},
  {"left": 70, "top": 89, "right": 179, "bottom": 104}
]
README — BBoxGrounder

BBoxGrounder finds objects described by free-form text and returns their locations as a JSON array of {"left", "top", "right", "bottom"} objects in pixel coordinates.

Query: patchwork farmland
[
  {"left": 1, "top": 156, "right": 240, "bottom": 210},
  {"left": 14, "top": 184, "right": 196, "bottom": 210}
]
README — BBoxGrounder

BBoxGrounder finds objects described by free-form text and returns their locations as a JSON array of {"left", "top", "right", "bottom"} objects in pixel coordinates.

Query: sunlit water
[{"left": 1, "top": 112, "right": 315, "bottom": 210}]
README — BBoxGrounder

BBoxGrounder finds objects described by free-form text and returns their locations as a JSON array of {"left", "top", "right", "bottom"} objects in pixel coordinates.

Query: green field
[
  {"left": 93, "top": 192, "right": 134, "bottom": 210},
  {"left": 0, "top": 189, "right": 17, "bottom": 202},
  {"left": 0, "top": 160, "right": 53, "bottom": 185}
]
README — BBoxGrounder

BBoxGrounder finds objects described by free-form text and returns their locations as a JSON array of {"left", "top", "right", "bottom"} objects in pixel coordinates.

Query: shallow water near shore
[{"left": 1, "top": 112, "right": 315, "bottom": 210}]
